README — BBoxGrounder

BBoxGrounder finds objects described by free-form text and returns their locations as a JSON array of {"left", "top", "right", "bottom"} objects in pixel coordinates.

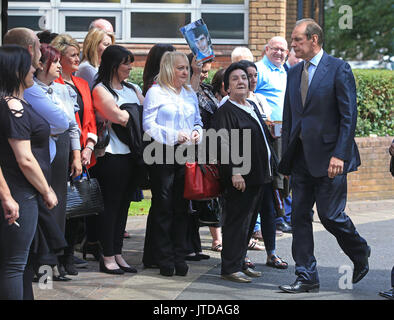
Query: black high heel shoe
[
  {"left": 115, "top": 257, "right": 137, "bottom": 273},
  {"left": 82, "top": 241, "right": 102, "bottom": 261},
  {"left": 99, "top": 257, "right": 124, "bottom": 275}
]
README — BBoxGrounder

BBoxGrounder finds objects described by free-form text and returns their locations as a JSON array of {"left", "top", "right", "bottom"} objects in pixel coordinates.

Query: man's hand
[
  {"left": 232, "top": 174, "right": 246, "bottom": 192},
  {"left": 328, "top": 156, "right": 344, "bottom": 179},
  {"left": 1, "top": 196, "right": 19, "bottom": 225}
]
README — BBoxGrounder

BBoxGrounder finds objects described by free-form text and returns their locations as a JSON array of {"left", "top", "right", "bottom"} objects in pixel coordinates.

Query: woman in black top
[
  {"left": 212, "top": 62, "right": 273, "bottom": 283},
  {"left": 0, "top": 45, "right": 57, "bottom": 300}
]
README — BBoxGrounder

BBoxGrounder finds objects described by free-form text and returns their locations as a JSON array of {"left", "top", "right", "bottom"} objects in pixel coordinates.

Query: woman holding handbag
[
  {"left": 92, "top": 45, "right": 144, "bottom": 275},
  {"left": 51, "top": 33, "right": 98, "bottom": 274},
  {"left": 0, "top": 45, "right": 58, "bottom": 299},
  {"left": 142, "top": 51, "right": 203, "bottom": 277}
]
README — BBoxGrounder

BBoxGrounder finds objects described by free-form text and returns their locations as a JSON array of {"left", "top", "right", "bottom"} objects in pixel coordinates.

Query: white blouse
[{"left": 143, "top": 84, "right": 203, "bottom": 146}]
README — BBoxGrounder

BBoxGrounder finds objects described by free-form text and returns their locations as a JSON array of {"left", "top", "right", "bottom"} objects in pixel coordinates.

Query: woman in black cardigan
[{"left": 212, "top": 62, "right": 274, "bottom": 283}]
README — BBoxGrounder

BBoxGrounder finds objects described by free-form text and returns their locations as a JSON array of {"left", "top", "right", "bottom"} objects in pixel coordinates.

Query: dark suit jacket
[{"left": 279, "top": 51, "right": 361, "bottom": 177}]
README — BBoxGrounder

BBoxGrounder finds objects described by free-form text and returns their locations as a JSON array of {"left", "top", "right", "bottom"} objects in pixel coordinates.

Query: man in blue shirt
[{"left": 255, "top": 36, "right": 292, "bottom": 234}]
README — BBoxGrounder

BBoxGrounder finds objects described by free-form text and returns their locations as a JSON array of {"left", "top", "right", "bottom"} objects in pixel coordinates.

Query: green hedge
[
  {"left": 129, "top": 68, "right": 393, "bottom": 137},
  {"left": 353, "top": 69, "right": 393, "bottom": 137}
]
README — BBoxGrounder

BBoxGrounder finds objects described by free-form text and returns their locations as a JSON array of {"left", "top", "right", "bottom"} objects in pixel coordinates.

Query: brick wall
[
  {"left": 348, "top": 137, "right": 394, "bottom": 201},
  {"left": 249, "top": 0, "right": 287, "bottom": 61}
]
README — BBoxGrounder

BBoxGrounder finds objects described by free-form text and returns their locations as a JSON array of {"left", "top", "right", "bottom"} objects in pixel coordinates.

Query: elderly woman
[
  {"left": 92, "top": 45, "right": 144, "bottom": 275},
  {"left": 143, "top": 51, "right": 203, "bottom": 277},
  {"left": 76, "top": 28, "right": 115, "bottom": 90},
  {"left": 0, "top": 45, "right": 57, "bottom": 299},
  {"left": 212, "top": 62, "right": 274, "bottom": 283},
  {"left": 51, "top": 33, "right": 98, "bottom": 273}
]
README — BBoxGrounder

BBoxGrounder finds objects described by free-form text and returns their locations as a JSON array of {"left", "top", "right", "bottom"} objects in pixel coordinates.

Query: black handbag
[
  {"left": 66, "top": 167, "right": 104, "bottom": 219},
  {"left": 193, "top": 198, "right": 222, "bottom": 226}
]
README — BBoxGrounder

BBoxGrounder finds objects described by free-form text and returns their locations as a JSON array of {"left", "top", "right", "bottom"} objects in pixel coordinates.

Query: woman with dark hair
[
  {"left": 142, "top": 44, "right": 176, "bottom": 96},
  {"left": 34, "top": 43, "right": 82, "bottom": 280},
  {"left": 142, "top": 51, "right": 203, "bottom": 277},
  {"left": 185, "top": 52, "right": 221, "bottom": 259},
  {"left": 211, "top": 68, "right": 227, "bottom": 103},
  {"left": 0, "top": 45, "right": 58, "bottom": 299},
  {"left": 212, "top": 62, "right": 274, "bottom": 283},
  {"left": 92, "top": 45, "right": 143, "bottom": 275}
]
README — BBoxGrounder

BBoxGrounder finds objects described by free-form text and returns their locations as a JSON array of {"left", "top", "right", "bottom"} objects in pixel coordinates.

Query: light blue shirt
[
  {"left": 24, "top": 82, "right": 70, "bottom": 162},
  {"left": 255, "top": 55, "right": 287, "bottom": 121},
  {"left": 305, "top": 48, "right": 324, "bottom": 85}
]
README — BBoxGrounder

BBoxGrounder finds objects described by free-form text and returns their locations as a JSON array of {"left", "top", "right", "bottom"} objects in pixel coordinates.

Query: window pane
[
  {"left": 9, "top": 0, "right": 49, "bottom": 2},
  {"left": 131, "top": 13, "right": 190, "bottom": 38},
  {"left": 61, "top": 0, "right": 120, "bottom": 2},
  {"left": 8, "top": 15, "right": 42, "bottom": 31},
  {"left": 201, "top": 0, "right": 244, "bottom": 4},
  {"left": 131, "top": 0, "right": 190, "bottom": 3},
  {"left": 65, "top": 16, "right": 116, "bottom": 32},
  {"left": 202, "top": 13, "right": 244, "bottom": 39}
]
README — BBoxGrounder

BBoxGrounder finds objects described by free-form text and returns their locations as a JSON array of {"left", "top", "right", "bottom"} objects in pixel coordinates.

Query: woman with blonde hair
[
  {"left": 76, "top": 28, "right": 115, "bottom": 89},
  {"left": 51, "top": 33, "right": 98, "bottom": 273},
  {"left": 142, "top": 51, "right": 203, "bottom": 277}
]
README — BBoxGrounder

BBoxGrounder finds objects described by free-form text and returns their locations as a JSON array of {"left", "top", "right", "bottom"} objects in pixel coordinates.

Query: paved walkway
[{"left": 33, "top": 199, "right": 394, "bottom": 300}]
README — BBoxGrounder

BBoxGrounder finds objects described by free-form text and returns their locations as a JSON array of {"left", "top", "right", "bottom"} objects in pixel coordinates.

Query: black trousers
[
  {"left": 291, "top": 142, "right": 369, "bottom": 283},
  {"left": 95, "top": 153, "right": 137, "bottom": 257},
  {"left": 221, "top": 185, "right": 264, "bottom": 275},
  {"left": 143, "top": 162, "right": 189, "bottom": 269}
]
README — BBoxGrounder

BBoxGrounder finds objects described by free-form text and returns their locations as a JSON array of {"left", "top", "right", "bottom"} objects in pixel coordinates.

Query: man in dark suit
[{"left": 278, "top": 19, "right": 370, "bottom": 293}]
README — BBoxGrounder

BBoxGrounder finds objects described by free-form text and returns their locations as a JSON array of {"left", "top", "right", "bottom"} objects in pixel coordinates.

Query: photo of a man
[
  {"left": 180, "top": 19, "right": 215, "bottom": 63},
  {"left": 191, "top": 26, "right": 214, "bottom": 61}
]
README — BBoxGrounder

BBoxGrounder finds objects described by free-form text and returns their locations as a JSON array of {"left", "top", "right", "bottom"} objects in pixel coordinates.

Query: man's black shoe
[
  {"left": 279, "top": 280, "right": 319, "bottom": 293},
  {"left": 276, "top": 221, "right": 292, "bottom": 233},
  {"left": 379, "top": 288, "right": 394, "bottom": 300},
  {"left": 352, "top": 246, "right": 371, "bottom": 284}
]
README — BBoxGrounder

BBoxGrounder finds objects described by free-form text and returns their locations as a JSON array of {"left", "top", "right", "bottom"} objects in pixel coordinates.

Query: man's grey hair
[
  {"left": 231, "top": 46, "right": 254, "bottom": 62},
  {"left": 295, "top": 18, "right": 324, "bottom": 46}
]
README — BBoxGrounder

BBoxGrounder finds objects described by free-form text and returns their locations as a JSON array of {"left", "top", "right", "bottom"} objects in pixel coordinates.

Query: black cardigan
[{"left": 211, "top": 99, "right": 272, "bottom": 189}]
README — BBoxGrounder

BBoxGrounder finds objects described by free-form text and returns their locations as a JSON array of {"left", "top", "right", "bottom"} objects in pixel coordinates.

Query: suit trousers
[
  {"left": 221, "top": 185, "right": 264, "bottom": 275},
  {"left": 143, "top": 161, "right": 189, "bottom": 269},
  {"left": 291, "top": 142, "right": 368, "bottom": 283}
]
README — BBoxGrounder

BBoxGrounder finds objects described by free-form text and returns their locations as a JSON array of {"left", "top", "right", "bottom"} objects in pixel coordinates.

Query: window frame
[{"left": 8, "top": 0, "right": 249, "bottom": 44}]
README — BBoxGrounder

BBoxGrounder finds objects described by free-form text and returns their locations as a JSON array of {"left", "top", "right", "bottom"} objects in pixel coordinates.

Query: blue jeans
[
  {"left": 0, "top": 189, "right": 38, "bottom": 300},
  {"left": 275, "top": 195, "right": 292, "bottom": 225}
]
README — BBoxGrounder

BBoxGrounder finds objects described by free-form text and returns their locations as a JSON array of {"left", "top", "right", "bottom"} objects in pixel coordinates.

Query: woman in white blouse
[
  {"left": 92, "top": 45, "right": 144, "bottom": 275},
  {"left": 142, "top": 51, "right": 203, "bottom": 277}
]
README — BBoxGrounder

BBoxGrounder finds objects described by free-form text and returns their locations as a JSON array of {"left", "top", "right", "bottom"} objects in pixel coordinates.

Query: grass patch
[{"left": 128, "top": 199, "right": 151, "bottom": 216}]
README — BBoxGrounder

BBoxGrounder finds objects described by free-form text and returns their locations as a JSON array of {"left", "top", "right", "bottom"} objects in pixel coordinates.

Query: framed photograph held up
[{"left": 180, "top": 19, "right": 215, "bottom": 63}]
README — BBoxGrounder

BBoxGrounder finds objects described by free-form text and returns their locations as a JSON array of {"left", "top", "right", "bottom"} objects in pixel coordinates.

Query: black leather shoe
[
  {"left": 159, "top": 266, "right": 174, "bottom": 277},
  {"left": 379, "top": 288, "right": 394, "bottom": 300},
  {"left": 279, "top": 280, "right": 320, "bottom": 293},
  {"left": 99, "top": 258, "right": 124, "bottom": 275},
  {"left": 185, "top": 254, "right": 201, "bottom": 261},
  {"left": 276, "top": 221, "right": 292, "bottom": 233},
  {"left": 352, "top": 246, "right": 371, "bottom": 284},
  {"left": 175, "top": 262, "right": 189, "bottom": 276}
]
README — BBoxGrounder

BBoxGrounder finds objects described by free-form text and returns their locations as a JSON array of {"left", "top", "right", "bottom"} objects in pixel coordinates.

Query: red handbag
[{"left": 184, "top": 162, "right": 222, "bottom": 200}]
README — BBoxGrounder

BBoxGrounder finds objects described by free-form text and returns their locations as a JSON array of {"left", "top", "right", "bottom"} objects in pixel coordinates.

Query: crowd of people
[{"left": 0, "top": 17, "right": 390, "bottom": 300}]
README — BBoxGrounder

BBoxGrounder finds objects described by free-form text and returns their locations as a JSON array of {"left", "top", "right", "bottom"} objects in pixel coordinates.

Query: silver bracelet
[{"left": 85, "top": 145, "right": 94, "bottom": 151}]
